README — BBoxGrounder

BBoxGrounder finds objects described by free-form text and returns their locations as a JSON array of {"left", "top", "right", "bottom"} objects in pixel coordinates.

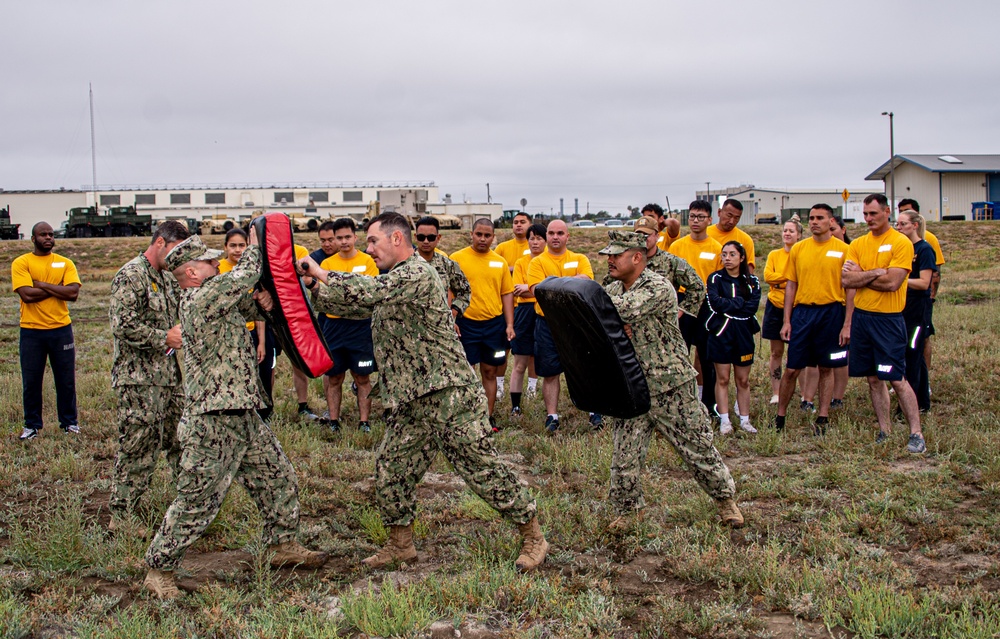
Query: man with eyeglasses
[
  {"left": 669, "top": 200, "right": 723, "bottom": 412},
  {"left": 842, "top": 193, "right": 924, "bottom": 453},
  {"left": 707, "top": 199, "right": 756, "bottom": 274},
  {"left": 414, "top": 216, "right": 471, "bottom": 323}
]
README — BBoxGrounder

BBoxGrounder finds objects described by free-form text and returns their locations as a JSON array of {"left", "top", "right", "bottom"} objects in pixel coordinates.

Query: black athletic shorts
[
  {"left": 787, "top": 303, "right": 849, "bottom": 370},
  {"left": 510, "top": 304, "right": 536, "bottom": 356},
  {"left": 457, "top": 315, "right": 509, "bottom": 366},
  {"left": 761, "top": 299, "right": 785, "bottom": 341},
  {"left": 849, "top": 309, "right": 906, "bottom": 381}
]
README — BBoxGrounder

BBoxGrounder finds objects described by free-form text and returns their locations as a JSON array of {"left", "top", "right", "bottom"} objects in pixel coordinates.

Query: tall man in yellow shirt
[
  {"left": 707, "top": 199, "right": 756, "bottom": 274},
  {"left": 319, "top": 218, "right": 379, "bottom": 433},
  {"left": 12, "top": 222, "right": 82, "bottom": 440},
  {"left": 842, "top": 194, "right": 924, "bottom": 453},
  {"left": 526, "top": 219, "right": 595, "bottom": 433},
  {"left": 774, "top": 204, "right": 853, "bottom": 435},
  {"left": 669, "top": 200, "right": 723, "bottom": 412},
  {"left": 451, "top": 219, "right": 515, "bottom": 429}
]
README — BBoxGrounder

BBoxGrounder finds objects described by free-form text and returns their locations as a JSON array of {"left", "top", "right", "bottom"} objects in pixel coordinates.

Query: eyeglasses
[
  {"left": 415, "top": 234, "right": 438, "bottom": 242},
  {"left": 689, "top": 215, "right": 711, "bottom": 221}
]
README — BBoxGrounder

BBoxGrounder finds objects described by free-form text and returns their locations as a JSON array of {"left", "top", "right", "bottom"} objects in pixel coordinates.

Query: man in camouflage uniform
[
  {"left": 414, "top": 215, "right": 471, "bottom": 320},
  {"left": 298, "top": 212, "right": 548, "bottom": 572},
  {"left": 108, "top": 221, "right": 190, "bottom": 530},
  {"left": 143, "top": 235, "right": 326, "bottom": 599},
  {"left": 601, "top": 230, "right": 743, "bottom": 531}
]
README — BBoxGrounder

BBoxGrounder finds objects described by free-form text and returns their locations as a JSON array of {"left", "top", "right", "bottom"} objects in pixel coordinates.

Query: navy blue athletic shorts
[
  {"left": 849, "top": 309, "right": 906, "bottom": 381},
  {"left": 457, "top": 315, "right": 509, "bottom": 366},
  {"left": 533, "top": 314, "right": 562, "bottom": 377},
  {"left": 707, "top": 323, "right": 756, "bottom": 367},
  {"left": 510, "top": 304, "right": 536, "bottom": 356},
  {"left": 761, "top": 299, "right": 785, "bottom": 341},
  {"left": 320, "top": 316, "right": 377, "bottom": 376},
  {"left": 787, "top": 303, "right": 849, "bottom": 370}
]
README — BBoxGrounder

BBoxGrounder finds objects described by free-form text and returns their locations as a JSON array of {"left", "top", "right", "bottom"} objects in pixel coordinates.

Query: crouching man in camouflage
[
  {"left": 143, "top": 235, "right": 326, "bottom": 599},
  {"left": 108, "top": 220, "right": 189, "bottom": 532},
  {"left": 298, "top": 212, "right": 548, "bottom": 571},
  {"left": 601, "top": 230, "right": 743, "bottom": 531}
]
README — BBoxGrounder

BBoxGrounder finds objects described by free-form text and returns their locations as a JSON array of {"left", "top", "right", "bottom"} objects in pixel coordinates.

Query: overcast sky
[{"left": 3, "top": 0, "right": 998, "bottom": 215}]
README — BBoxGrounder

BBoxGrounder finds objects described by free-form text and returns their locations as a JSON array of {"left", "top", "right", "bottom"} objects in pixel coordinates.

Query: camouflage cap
[
  {"left": 598, "top": 230, "right": 647, "bottom": 255},
  {"left": 632, "top": 215, "right": 658, "bottom": 235},
  {"left": 164, "top": 235, "right": 225, "bottom": 271}
]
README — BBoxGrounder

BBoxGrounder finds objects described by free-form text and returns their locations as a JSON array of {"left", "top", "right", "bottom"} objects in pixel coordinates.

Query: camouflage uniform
[
  {"left": 605, "top": 268, "right": 736, "bottom": 514},
  {"left": 424, "top": 252, "right": 472, "bottom": 316},
  {"left": 109, "top": 254, "right": 184, "bottom": 516},
  {"left": 146, "top": 243, "right": 300, "bottom": 571},
  {"left": 602, "top": 249, "right": 705, "bottom": 317},
  {"left": 313, "top": 253, "right": 536, "bottom": 527}
]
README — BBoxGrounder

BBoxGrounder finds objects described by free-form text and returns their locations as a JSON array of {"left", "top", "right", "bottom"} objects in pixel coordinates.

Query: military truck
[
  {"left": 65, "top": 205, "right": 153, "bottom": 237},
  {"left": 199, "top": 214, "right": 237, "bottom": 235},
  {"left": 0, "top": 206, "right": 21, "bottom": 240}
]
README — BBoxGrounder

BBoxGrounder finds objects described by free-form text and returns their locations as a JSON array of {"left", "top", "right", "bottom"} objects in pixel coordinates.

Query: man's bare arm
[{"left": 866, "top": 267, "right": 909, "bottom": 292}]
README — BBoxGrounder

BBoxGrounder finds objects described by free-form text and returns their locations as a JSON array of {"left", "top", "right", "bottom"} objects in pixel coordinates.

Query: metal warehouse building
[{"left": 866, "top": 154, "right": 1000, "bottom": 220}]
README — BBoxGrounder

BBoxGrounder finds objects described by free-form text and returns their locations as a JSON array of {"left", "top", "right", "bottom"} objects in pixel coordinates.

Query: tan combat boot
[
  {"left": 717, "top": 498, "right": 745, "bottom": 528},
  {"left": 143, "top": 569, "right": 180, "bottom": 600},
  {"left": 515, "top": 516, "right": 549, "bottom": 572},
  {"left": 268, "top": 540, "right": 329, "bottom": 569},
  {"left": 362, "top": 524, "right": 418, "bottom": 568},
  {"left": 608, "top": 509, "right": 645, "bottom": 534}
]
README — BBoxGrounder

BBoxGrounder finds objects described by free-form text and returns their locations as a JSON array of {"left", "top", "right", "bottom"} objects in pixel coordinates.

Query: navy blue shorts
[
  {"left": 761, "top": 299, "right": 785, "bottom": 341},
  {"left": 511, "top": 304, "right": 536, "bottom": 356},
  {"left": 457, "top": 315, "right": 509, "bottom": 366},
  {"left": 533, "top": 314, "right": 562, "bottom": 377},
  {"left": 707, "top": 325, "right": 756, "bottom": 367},
  {"left": 320, "top": 316, "right": 377, "bottom": 376},
  {"left": 787, "top": 303, "right": 849, "bottom": 370},
  {"left": 849, "top": 309, "right": 906, "bottom": 381}
]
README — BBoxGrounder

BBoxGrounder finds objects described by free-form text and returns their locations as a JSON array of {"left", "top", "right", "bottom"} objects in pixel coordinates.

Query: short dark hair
[
  {"left": 513, "top": 211, "right": 531, "bottom": 222},
  {"left": 810, "top": 203, "right": 834, "bottom": 216},
  {"left": 832, "top": 216, "right": 850, "bottom": 243},
  {"left": 473, "top": 218, "right": 494, "bottom": 231},
  {"left": 722, "top": 198, "right": 743, "bottom": 212},
  {"left": 526, "top": 223, "right": 546, "bottom": 239},
  {"left": 415, "top": 216, "right": 439, "bottom": 231},
  {"left": 152, "top": 220, "right": 191, "bottom": 245},
  {"left": 864, "top": 193, "right": 889, "bottom": 207},
  {"left": 223, "top": 227, "right": 248, "bottom": 245},
  {"left": 318, "top": 220, "right": 336, "bottom": 233},
  {"left": 331, "top": 217, "right": 357, "bottom": 234},
  {"left": 898, "top": 198, "right": 920, "bottom": 212},
  {"left": 689, "top": 200, "right": 712, "bottom": 214},
  {"left": 371, "top": 212, "right": 412, "bottom": 242},
  {"left": 641, "top": 203, "right": 664, "bottom": 217}
]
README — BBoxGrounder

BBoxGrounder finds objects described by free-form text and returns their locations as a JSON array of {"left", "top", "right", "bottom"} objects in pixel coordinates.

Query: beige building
[{"left": 865, "top": 155, "right": 1000, "bottom": 221}]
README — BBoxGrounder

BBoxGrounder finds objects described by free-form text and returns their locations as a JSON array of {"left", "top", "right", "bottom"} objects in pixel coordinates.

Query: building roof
[{"left": 866, "top": 154, "right": 1000, "bottom": 181}]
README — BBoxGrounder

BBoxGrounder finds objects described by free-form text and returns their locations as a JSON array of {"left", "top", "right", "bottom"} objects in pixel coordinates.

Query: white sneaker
[
  {"left": 739, "top": 421, "right": 758, "bottom": 434},
  {"left": 495, "top": 380, "right": 505, "bottom": 401},
  {"left": 719, "top": 421, "right": 734, "bottom": 435},
  {"left": 769, "top": 395, "right": 779, "bottom": 405}
]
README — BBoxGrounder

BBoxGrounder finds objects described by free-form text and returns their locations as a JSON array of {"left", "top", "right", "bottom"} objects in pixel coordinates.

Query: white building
[
  {"left": 696, "top": 185, "right": 881, "bottom": 223},
  {"left": 865, "top": 155, "right": 1000, "bottom": 220}
]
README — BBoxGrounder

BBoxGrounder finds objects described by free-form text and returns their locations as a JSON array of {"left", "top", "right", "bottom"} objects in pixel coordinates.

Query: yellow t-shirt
[
  {"left": 294, "top": 244, "right": 309, "bottom": 261},
  {"left": 763, "top": 248, "right": 791, "bottom": 308},
  {"left": 219, "top": 258, "right": 256, "bottom": 331},
  {"left": 526, "top": 249, "right": 594, "bottom": 316},
  {"left": 707, "top": 225, "right": 756, "bottom": 269},
  {"left": 495, "top": 237, "right": 531, "bottom": 272},
  {"left": 656, "top": 227, "right": 680, "bottom": 252},
  {"left": 11, "top": 252, "right": 81, "bottom": 329},
  {"left": 320, "top": 251, "right": 379, "bottom": 318},
  {"left": 450, "top": 247, "right": 514, "bottom": 321},
  {"left": 784, "top": 236, "right": 849, "bottom": 306},
  {"left": 924, "top": 231, "right": 945, "bottom": 266},
  {"left": 512, "top": 253, "right": 538, "bottom": 306},
  {"left": 668, "top": 235, "right": 723, "bottom": 283},
  {"left": 846, "top": 228, "right": 913, "bottom": 314}
]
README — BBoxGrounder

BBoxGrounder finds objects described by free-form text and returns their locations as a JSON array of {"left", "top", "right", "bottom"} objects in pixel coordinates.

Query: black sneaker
[
  {"left": 64, "top": 424, "right": 80, "bottom": 435},
  {"left": 545, "top": 415, "right": 559, "bottom": 433},
  {"left": 19, "top": 427, "right": 38, "bottom": 441},
  {"left": 830, "top": 399, "right": 844, "bottom": 410},
  {"left": 906, "top": 433, "right": 926, "bottom": 454},
  {"left": 875, "top": 430, "right": 889, "bottom": 444},
  {"left": 800, "top": 400, "right": 815, "bottom": 412},
  {"left": 326, "top": 419, "right": 341, "bottom": 433},
  {"left": 359, "top": 421, "right": 371, "bottom": 433},
  {"left": 298, "top": 407, "right": 320, "bottom": 421},
  {"left": 510, "top": 406, "right": 522, "bottom": 418},
  {"left": 489, "top": 416, "right": 499, "bottom": 433},
  {"left": 350, "top": 382, "right": 358, "bottom": 397},
  {"left": 589, "top": 413, "right": 604, "bottom": 431}
]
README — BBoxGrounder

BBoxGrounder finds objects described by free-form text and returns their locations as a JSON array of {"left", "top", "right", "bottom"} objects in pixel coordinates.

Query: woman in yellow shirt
[{"left": 762, "top": 216, "right": 802, "bottom": 403}]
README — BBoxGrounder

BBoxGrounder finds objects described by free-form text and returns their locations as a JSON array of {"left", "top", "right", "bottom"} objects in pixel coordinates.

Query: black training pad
[
  {"left": 250, "top": 214, "right": 334, "bottom": 378},
  {"left": 535, "top": 277, "right": 650, "bottom": 418}
]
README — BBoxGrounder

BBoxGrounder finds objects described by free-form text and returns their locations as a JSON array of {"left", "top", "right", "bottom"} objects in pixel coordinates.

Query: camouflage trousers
[
  {"left": 376, "top": 384, "right": 536, "bottom": 527},
  {"left": 109, "top": 384, "right": 183, "bottom": 515},
  {"left": 145, "top": 410, "right": 300, "bottom": 570},
  {"left": 609, "top": 379, "right": 735, "bottom": 515}
]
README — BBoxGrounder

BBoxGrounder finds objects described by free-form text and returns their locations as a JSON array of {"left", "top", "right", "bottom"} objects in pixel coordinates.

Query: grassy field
[{"left": 1, "top": 222, "right": 999, "bottom": 638}]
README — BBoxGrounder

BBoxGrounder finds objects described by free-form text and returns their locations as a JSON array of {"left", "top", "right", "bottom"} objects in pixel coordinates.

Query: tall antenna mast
[{"left": 89, "top": 83, "right": 97, "bottom": 194}]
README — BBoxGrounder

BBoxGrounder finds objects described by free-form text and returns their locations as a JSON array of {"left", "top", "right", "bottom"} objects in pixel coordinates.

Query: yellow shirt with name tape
[
  {"left": 783, "top": 236, "right": 849, "bottom": 306},
  {"left": 846, "top": 228, "right": 913, "bottom": 314},
  {"left": 450, "top": 247, "right": 514, "bottom": 321},
  {"left": 668, "top": 235, "right": 723, "bottom": 283},
  {"left": 707, "top": 225, "right": 756, "bottom": 269},
  {"left": 495, "top": 237, "right": 531, "bottom": 272},
  {"left": 526, "top": 249, "right": 594, "bottom": 316},
  {"left": 11, "top": 252, "right": 81, "bottom": 329},
  {"left": 321, "top": 251, "right": 379, "bottom": 318}
]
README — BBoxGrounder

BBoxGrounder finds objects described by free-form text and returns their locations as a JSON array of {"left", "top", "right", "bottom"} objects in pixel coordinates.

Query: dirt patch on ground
[{"left": 761, "top": 613, "right": 854, "bottom": 638}]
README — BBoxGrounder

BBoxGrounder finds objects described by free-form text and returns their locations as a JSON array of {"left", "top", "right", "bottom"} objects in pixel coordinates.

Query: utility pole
[
  {"left": 882, "top": 111, "right": 895, "bottom": 211},
  {"left": 90, "top": 83, "right": 97, "bottom": 196},
  {"left": 486, "top": 183, "right": 491, "bottom": 204},
  {"left": 705, "top": 182, "right": 711, "bottom": 203}
]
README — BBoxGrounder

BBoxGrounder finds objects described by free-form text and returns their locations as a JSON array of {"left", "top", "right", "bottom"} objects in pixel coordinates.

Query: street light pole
[{"left": 881, "top": 111, "right": 895, "bottom": 212}]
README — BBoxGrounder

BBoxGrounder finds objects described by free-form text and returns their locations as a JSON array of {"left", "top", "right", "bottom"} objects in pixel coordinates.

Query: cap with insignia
[
  {"left": 164, "top": 235, "right": 225, "bottom": 271},
  {"left": 598, "top": 230, "right": 647, "bottom": 255},
  {"left": 632, "top": 215, "right": 658, "bottom": 235}
]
